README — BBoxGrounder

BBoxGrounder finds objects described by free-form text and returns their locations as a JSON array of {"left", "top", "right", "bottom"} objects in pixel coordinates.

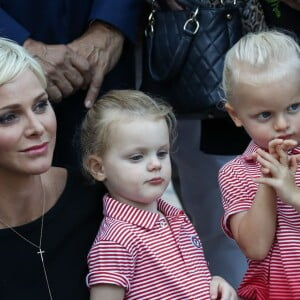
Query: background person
[{"left": 0, "top": 0, "right": 142, "bottom": 169}]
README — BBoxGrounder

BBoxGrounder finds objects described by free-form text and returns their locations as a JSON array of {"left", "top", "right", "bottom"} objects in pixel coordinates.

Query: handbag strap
[
  {"left": 147, "top": 6, "right": 200, "bottom": 81},
  {"left": 178, "top": 0, "right": 237, "bottom": 9}
]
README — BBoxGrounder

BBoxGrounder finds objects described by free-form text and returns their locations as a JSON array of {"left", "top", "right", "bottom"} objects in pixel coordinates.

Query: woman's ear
[
  {"left": 86, "top": 155, "right": 106, "bottom": 182},
  {"left": 224, "top": 102, "right": 243, "bottom": 127}
]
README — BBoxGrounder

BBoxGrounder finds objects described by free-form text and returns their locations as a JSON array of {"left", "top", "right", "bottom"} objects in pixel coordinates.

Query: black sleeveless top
[{"left": 0, "top": 170, "right": 105, "bottom": 300}]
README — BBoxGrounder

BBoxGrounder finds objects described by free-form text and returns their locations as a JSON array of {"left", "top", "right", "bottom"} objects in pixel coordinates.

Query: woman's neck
[{"left": 0, "top": 173, "right": 45, "bottom": 227}]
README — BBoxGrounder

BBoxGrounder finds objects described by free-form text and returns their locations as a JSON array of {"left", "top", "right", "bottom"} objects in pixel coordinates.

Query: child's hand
[
  {"left": 253, "top": 146, "right": 300, "bottom": 206},
  {"left": 210, "top": 276, "right": 238, "bottom": 300},
  {"left": 252, "top": 139, "right": 298, "bottom": 177},
  {"left": 268, "top": 138, "right": 297, "bottom": 161}
]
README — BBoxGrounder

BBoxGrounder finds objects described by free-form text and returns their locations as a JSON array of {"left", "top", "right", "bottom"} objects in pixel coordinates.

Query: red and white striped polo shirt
[
  {"left": 87, "top": 194, "right": 211, "bottom": 299},
  {"left": 219, "top": 141, "right": 300, "bottom": 300}
]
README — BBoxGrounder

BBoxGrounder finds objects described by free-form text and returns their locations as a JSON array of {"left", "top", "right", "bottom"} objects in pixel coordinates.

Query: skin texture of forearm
[
  {"left": 286, "top": 189, "right": 300, "bottom": 213},
  {"left": 230, "top": 184, "right": 277, "bottom": 260}
]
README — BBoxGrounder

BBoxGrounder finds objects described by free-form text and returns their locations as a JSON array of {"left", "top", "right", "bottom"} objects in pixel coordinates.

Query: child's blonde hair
[
  {"left": 80, "top": 89, "right": 176, "bottom": 178},
  {"left": 222, "top": 30, "right": 300, "bottom": 102},
  {"left": 0, "top": 37, "right": 46, "bottom": 88}
]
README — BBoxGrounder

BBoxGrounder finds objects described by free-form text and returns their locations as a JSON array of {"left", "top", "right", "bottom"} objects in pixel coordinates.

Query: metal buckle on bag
[
  {"left": 183, "top": 7, "right": 199, "bottom": 35},
  {"left": 146, "top": 10, "right": 155, "bottom": 36},
  {"left": 220, "top": 0, "right": 237, "bottom": 5},
  {"left": 145, "top": 0, "right": 156, "bottom": 37}
]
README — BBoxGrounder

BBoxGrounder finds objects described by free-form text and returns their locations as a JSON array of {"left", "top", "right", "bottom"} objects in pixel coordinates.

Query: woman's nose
[{"left": 24, "top": 113, "right": 44, "bottom": 136}]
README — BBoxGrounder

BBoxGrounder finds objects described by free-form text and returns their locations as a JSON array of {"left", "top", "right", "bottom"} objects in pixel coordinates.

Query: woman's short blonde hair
[
  {"left": 0, "top": 37, "right": 46, "bottom": 88},
  {"left": 222, "top": 30, "right": 300, "bottom": 102},
  {"left": 80, "top": 89, "right": 177, "bottom": 178}
]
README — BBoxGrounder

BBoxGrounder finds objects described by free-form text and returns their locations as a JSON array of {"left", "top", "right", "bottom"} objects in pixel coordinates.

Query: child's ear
[
  {"left": 86, "top": 155, "right": 106, "bottom": 182},
  {"left": 224, "top": 102, "right": 243, "bottom": 127}
]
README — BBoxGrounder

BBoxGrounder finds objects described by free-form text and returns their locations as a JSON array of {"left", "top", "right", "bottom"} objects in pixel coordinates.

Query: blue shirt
[{"left": 0, "top": 0, "right": 141, "bottom": 44}]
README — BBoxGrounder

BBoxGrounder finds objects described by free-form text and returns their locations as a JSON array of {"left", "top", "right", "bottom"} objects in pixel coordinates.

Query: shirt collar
[{"left": 103, "top": 193, "right": 184, "bottom": 229}]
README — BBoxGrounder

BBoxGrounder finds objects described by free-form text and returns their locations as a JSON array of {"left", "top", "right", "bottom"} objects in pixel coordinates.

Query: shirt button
[{"left": 159, "top": 219, "right": 167, "bottom": 228}]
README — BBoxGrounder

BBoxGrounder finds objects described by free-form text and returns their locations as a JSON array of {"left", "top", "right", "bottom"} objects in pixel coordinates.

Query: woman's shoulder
[{"left": 45, "top": 167, "right": 106, "bottom": 210}]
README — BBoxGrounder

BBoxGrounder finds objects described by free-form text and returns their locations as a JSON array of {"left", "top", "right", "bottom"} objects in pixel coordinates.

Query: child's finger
[
  {"left": 256, "top": 153, "right": 280, "bottom": 177},
  {"left": 277, "top": 145, "right": 289, "bottom": 166},
  {"left": 282, "top": 139, "right": 298, "bottom": 152},
  {"left": 253, "top": 176, "right": 275, "bottom": 186},
  {"left": 289, "top": 155, "right": 298, "bottom": 173},
  {"left": 209, "top": 280, "right": 219, "bottom": 300},
  {"left": 256, "top": 149, "right": 278, "bottom": 165},
  {"left": 261, "top": 167, "right": 271, "bottom": 175},
  {"left": 294, "top": 154, "right": 300, "bottom": 163},
  {"left": 269, "top": 139, "right": 283, "bottom": 158}
]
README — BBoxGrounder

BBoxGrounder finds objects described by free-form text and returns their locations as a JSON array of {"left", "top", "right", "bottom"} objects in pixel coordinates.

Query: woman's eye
[
  {"left": 34, "top": 100, "right": 49, "bottom": 114},
  {"left": 0, "top": 113, "right": 17, "bottom": 124},
  {"left": 288, "top": 103, "right": 300, "bottom": 113}
]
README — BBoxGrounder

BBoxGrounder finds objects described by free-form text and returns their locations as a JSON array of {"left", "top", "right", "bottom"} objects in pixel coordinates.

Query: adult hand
[
  {"left": 68, "top": 21, "right": 124, "bottom": 108},
  {"left": 281, "top": 0, "right": 300, "bottom": 11},
  {"left": 24, "top": 38, "right": 90, "bottom": 102}
]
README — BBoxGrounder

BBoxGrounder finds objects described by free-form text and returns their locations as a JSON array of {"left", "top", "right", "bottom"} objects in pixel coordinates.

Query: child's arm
[
  {"left": 229, "top": 182, "right": 277, "bottom": 260},
  {"left": 90, "top": 284, "right": 125, "bottom": 300},
  {"left": 228, "top": 139, "right": 299, "bottom": 260},
  {"left": 210, "top": 276, "right": 238, "bottom": 300},
  {"left": 228, "top": 140, "right": 288, "bottom": 260}
]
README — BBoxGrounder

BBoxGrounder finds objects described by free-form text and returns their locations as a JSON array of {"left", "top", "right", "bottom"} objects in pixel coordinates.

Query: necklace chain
[{"left": 0, "top": 177, "right": 53, "bottom": 300}]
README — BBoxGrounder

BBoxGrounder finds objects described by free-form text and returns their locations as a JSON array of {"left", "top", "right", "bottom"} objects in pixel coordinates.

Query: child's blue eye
[
  {"left": 287, "top": 103, "right": 300, "bottom": 113},
  {"left": 257, "top": 111, "right": 271, "bottom": 120}
]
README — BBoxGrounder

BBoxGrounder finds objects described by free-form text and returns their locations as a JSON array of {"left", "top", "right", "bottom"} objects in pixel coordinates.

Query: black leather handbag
[{"left": 142, "top": 0, "right": 245, "bottom": 118}]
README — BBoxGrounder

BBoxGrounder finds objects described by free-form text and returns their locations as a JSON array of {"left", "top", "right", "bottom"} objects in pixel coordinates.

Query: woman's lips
[{"left": 21, "top": 142, "right": 49, "bottom": 155}]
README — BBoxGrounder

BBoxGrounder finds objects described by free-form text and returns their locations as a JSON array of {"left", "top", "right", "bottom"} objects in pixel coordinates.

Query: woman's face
[{"left": 0, "top": 69, "right": 56, "bottom": 176}]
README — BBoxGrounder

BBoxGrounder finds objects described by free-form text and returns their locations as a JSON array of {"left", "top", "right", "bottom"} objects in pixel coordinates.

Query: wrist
[
  {"left": 87, "top": 20, "right": 123, "bottom": 39},
  {"left": 289, "top": 188, "right": 300, "bottom": 209}
]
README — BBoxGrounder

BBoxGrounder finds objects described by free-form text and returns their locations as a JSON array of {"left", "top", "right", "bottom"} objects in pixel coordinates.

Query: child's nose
[
  {"left": 147, "top": 156, "right": 162, "bottom": 171},
  {"left": 274, "top": 115, "right": 289, "bottom": 132}
]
